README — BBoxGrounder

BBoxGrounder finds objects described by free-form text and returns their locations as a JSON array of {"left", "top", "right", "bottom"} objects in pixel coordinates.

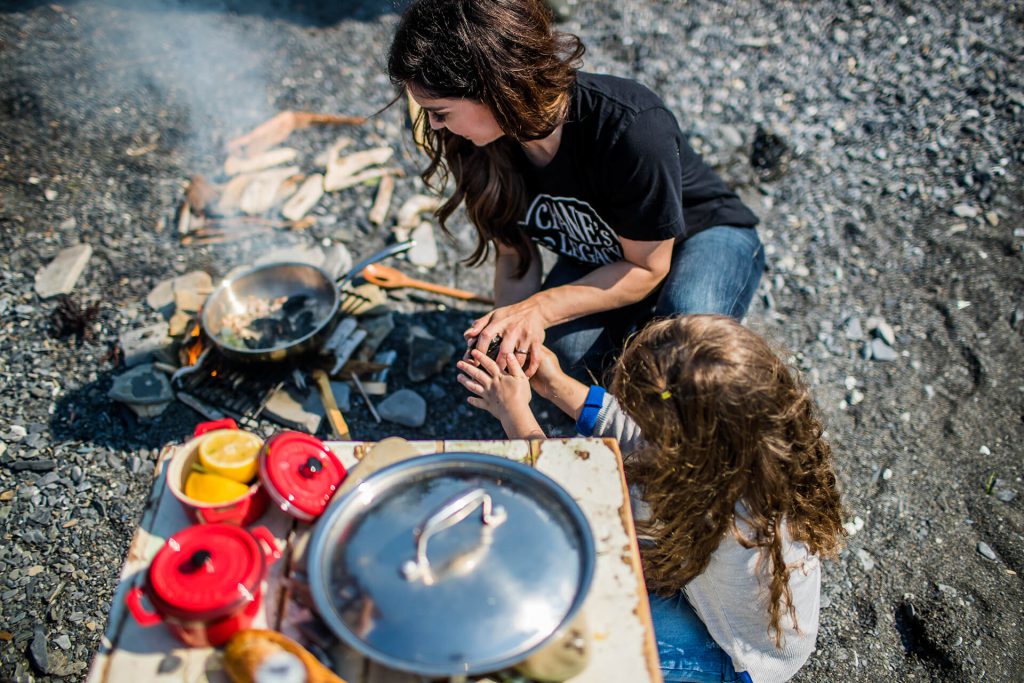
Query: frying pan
[{"left": 200, "top": 240, "right": 414, "bottom": 363}]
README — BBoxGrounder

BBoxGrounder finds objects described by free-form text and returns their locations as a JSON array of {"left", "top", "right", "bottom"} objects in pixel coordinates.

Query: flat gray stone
[
  {"left": 34, "top": 243, "right": 92, "bottom": 299},
  {"left": 119, "top": 323, "right": 174, "bottom": 368},
  {"left": 108, "top": 364, "right": 173, "bottom": 405},
  {"left": 976, "top": 541, "right": 997, "bottom": 561},
  {"left": 263, "top": 385, "right": 323, "bottom": 434},
  {"left": 329, "top": 380, "right": 352, "bottom": 412},
  {"left": 865, "top": 316, "right": 896, "bottom": 346},
  {"left": 844, "top": 316, "right": 864, "bottom": 341},
  {"left": 146, "top": 271, "right": 212, "bottom": 317},
  {"left": 407, "top": 327, "right": 456, "bottom": 382},
  {"left": 408, "top": 221, "right": 439, "bottom": 269},
  {"left": 377, "top": 389, "right": 427, "bottom": 428},
  {"left": 870, "top": 338, "right": 898, "bottom": 361},
  {"left": 856, "top": 548, "right": 876, "bottom": 571}
]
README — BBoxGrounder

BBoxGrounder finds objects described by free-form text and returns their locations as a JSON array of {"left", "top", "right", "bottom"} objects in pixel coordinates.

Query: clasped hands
[{"left": 457, "top": 301, "right": 565, "bottom": 436}]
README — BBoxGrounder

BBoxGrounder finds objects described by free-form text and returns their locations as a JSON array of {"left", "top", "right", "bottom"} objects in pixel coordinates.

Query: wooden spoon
[{"left": 360, "top": 263, "right": 494, "bottom": 304}]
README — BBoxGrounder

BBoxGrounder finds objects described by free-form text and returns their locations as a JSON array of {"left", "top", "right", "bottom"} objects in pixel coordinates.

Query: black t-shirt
[{"left": 518, "top": 72, "right": 759, "bottom": 266}]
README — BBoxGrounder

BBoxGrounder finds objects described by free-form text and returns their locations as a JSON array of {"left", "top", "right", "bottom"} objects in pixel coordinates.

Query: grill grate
[{"left": 174, "top": 350, "right": 288, "bottom": 429}]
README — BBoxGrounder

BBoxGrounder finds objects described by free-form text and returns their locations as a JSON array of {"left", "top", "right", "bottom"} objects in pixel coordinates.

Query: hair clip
[{"left": 659, "top": 390, "right": 672, "bottom": 400}]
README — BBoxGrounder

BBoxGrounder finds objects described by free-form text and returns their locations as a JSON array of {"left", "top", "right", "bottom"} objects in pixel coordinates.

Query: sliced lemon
[
  {"left": 184, "top": 471, "right": 252, "bottom": 504},
  {"left": 197, "top": 429, "right": 263, "bottom": 484}
]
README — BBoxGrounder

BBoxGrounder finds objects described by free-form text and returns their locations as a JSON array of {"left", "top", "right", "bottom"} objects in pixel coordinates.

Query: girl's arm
[
  {"left": 530, "top": 345, "right": 646, "bottom": 456},
  {"left": 466, "top": 236, "right": 674, "bottom": 375},
  {"left": 456, "top": 350, "right": 545, "bottom": 440}
]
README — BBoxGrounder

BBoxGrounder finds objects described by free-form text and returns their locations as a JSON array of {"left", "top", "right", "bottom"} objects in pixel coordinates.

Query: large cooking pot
[
  {"left": 200, "top": 240, "right": 413, "bottom": 363},
  {"left": 306, "top": 453, "right": 595, "bottom": 681}
]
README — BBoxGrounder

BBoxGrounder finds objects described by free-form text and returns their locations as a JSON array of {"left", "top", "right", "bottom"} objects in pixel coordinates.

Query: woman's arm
[
  {"left": 531, "top": 236, "right": 673, "bottom": 326},
  {"left": 493, "top": 239, "right": 542, "bottom": 306},
  {"left": 466, "top": 235, "right": 674, "bottom": 373}
]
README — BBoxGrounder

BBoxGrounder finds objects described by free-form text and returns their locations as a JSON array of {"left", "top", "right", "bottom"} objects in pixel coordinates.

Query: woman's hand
[
  {"left": 464, "top": 296, "right": 548, "bottom": 376},
  {"left": 456, "top": 350, "right": 544, "bottom": 439}
]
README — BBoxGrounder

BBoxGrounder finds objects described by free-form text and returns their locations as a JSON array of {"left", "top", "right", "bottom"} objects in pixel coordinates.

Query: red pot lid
[
  {"left": 148, "top": 523, "right": 266, "bottom": 621},
  {"left": 259, "top": 431, "right": 347, "bottom": 520}
]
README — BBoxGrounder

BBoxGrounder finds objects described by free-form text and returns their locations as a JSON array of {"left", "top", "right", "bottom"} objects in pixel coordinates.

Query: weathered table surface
[{"left": 88, "top": 437, "right": 662, "bottom": 683}]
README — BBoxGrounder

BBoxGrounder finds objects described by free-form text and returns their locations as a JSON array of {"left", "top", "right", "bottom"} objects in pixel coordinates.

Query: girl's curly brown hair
[
  {"left": 610, "top": 315, "right": 845, "bottom": 646},
  {"left": 387, "top": 0, "right": 584, "bottom": 276}
]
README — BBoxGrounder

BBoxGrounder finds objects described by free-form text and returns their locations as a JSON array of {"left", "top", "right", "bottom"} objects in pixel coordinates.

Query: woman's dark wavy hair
[
  {"left": 387, "top": 0, "right": 584, "bottom": 276},
  {"left": 611, "top": 315, "right": 845, "bottom": 647}
]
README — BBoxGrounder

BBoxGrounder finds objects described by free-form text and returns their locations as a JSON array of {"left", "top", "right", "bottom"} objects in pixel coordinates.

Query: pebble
[
  {"left": 994, "top": 488, "right": 1017, "bottom": 503},
  {"left": 976, "top": 542, "right": 997, "bottom": 561},
  {"left": 377, "top": 389, "right": 427, "bottom": 428},
  {"left": 856, "top": 549, "right": 876, "bottom": 571},
  {"left": 864, "top": 316, "right": 896, "bottom": 346},
  {"left": 952, "top": 204, "right": 979, "bottom": 218},
  {"left": 28, "top": 625, "right": 48, "bottom": 674},
  {"left": 844, "top": 317, "right": 864, "bottom": 341},
  {"left": 869, "top": 338, "right": 898, "bottom": 362},
  {"left": 406, "top": 328, "right": 456, "bottom": 383}
]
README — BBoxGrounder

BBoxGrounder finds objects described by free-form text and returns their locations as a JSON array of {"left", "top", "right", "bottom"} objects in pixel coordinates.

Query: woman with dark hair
[{"left": 388, "top": 0, "right": 764, "bottom": 379}]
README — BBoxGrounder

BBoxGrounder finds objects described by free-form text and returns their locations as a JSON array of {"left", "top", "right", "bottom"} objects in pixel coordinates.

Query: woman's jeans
[
  {"left": 649, "top": 591, "right": 753, "bottom": 683},
  {"left": 542, "top": 225, "right": 765, "bottom": 381}
]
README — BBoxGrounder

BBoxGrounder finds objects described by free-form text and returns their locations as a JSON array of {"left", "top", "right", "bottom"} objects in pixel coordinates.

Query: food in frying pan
[{"left": 218, "top": 294, "right": 324, "bottom": 350}]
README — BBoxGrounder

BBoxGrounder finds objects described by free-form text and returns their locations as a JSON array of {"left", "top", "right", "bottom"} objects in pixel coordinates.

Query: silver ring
[{"left": 514, "top": 348, "right": 528, "bottom": 354}]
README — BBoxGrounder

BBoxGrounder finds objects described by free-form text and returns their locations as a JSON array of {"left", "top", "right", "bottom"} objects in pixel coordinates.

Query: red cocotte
[
  {"left": 258, "top": 431, "right": 347, "bottom": 522},
  {"left": 125, "top": 523, "right": 281, "bottom": 647}
]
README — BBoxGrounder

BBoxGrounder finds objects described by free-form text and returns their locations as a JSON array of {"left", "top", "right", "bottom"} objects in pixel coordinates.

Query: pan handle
[{"left": 336, "top": 239, "right": 416, "bottom": 290}]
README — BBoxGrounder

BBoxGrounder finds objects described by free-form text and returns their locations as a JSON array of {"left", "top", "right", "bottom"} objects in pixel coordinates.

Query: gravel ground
[{"left": 1, "top": 0, "right": 1023, "bottom": 681}]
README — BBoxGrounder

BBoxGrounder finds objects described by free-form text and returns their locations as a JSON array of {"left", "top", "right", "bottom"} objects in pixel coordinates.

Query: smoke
[{"left": 89, "top": 0, "right": 278, "bottom": 163}]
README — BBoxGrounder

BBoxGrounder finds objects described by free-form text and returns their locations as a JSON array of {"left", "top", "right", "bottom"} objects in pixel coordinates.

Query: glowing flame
[{"left": 179, "top": 318, "right": 206, "bottom": 367}]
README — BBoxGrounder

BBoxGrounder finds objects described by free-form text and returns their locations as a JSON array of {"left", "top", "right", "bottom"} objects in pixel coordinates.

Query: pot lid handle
[{"left": 401, "top": 487, "right": 507, "bottom": 586}]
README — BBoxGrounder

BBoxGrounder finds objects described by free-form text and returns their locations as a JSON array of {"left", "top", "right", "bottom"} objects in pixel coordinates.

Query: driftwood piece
[
  {"left": 224, "top": 147, "right": 299, "bottom": 176},
  {"left": 282, "top": 173, "right": 325, "bottom": 221},
  {"left": 185, "top": 175, "right": 220, "bottom": 215},
  {"left": 368, "top": 174, "right": 395, "bottom": 225},
  {"left": 239, "top": 166, "right": 301, "bottom": 215},
  {"left": 325, "top": 167, "right": 403, "bottom": 193},
  {"left": 324, "top": 147, "right": 394, "bottom": 191},
  {"left": 397, "top": 193, "right": 441, "bottom": 229},
  {"left": 227, "top": 111, "right": 367, "bottom": 158},
  {"left": 314, "top": 136, "right": 353, "bottom": 168},
  {"left": 217, "top": 173, "right": 256, "bottom": 214}
]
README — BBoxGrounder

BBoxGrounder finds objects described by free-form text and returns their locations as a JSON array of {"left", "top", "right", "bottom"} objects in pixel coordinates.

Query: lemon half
[
  {"left": 197, "top": 429, "right": 263, "bottom": 484},
  {"left": 184, "top": 471, "right": 251, "bottom": 504}
]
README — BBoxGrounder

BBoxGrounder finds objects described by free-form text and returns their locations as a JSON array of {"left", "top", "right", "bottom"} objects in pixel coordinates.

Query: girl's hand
[
  {"left": 464, "top": 298, "right": 547, "bottom": 376},
  {"left": 528, "top": 345, "right": 565, "bottom": 401},
  {"left": 456, "top": 350, "right": 543, "bottom": 438}
]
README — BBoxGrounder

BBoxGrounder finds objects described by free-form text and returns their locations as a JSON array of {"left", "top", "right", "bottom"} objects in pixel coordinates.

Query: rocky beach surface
[{"left": 1, "top": 0, "right": 1022, "bottom": 680}]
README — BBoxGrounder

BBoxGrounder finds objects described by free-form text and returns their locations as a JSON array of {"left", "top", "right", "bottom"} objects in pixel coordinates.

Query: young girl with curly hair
[{"left": 456, "top": 314, "right": 845, "bottom": 682}]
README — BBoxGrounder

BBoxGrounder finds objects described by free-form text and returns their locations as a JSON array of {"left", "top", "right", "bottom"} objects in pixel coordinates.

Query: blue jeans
[
  {"left": 649, "top": 591, "right": 753, "bottom": 683},
  {"left": 543, "top": 225, "right": 764, "bottom": 381}
]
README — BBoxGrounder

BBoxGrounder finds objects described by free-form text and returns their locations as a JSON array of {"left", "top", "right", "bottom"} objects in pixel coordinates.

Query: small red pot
[
  {"left": 168, "top": 419, "right": 268, "bottom": 526},
  {"left": 125, "top": 523, "right": 281, "bottom": 647},
  {"left": 259, "top": 431, "right": 348, "bottom": 522}
]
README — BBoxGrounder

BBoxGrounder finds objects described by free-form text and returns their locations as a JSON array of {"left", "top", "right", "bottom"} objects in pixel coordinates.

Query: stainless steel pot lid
[{"left": 306, "top": 453, "right": 595, "bottom": 677}]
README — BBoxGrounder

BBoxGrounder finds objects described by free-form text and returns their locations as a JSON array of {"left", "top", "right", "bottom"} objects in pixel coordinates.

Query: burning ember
[{"left": 179, "top": 318, "right": 205, "bottom": 367}]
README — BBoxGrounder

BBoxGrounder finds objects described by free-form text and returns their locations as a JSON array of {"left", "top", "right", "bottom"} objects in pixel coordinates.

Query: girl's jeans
[
  {"left": 649, "top": 591, "right": 754, "bottom": 683},
  {"left": 542, "top": 225, "right": 765, "bottom": 381}
]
